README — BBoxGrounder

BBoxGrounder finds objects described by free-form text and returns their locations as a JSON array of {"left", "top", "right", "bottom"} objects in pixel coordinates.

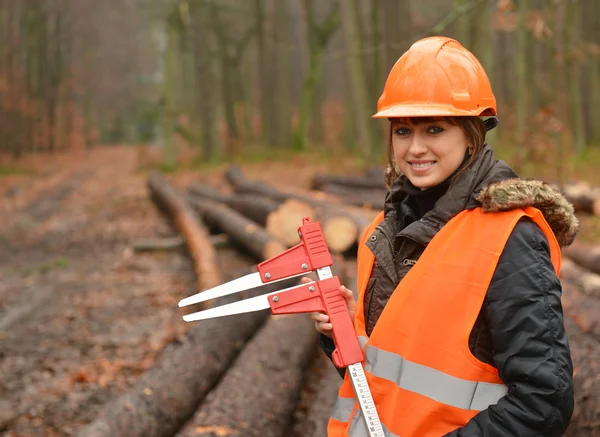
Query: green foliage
[
  {"left": 23, "top": 256, "right": 71, "bottom": 276},
  {"left": 0, "top": 166, "right": 35, "bottom": 176}
]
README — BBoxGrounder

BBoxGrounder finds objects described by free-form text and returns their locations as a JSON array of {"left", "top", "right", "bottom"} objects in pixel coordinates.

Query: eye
[
  {"left": 393, "top": 127, "right": 411, "bottom": 137},
  {"left": 426, "top": 125, "right": 444, "bottom": 134}
]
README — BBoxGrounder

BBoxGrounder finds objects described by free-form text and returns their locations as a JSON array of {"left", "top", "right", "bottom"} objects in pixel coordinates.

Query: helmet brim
[{"left": 372, "top": 104, "right": 496, "bottom": 119}]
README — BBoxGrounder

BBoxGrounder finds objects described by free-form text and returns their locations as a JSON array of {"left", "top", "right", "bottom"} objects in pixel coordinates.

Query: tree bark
[
  {"left": 289, "top": 258, "right": 356, "bottom": 436},
  {"left": 175, "top": 314, "right": 318, "bottom": 437},
  {"left": 132, "top": 236, "right": 185, "bottom": 253},
  {"left": 318, "top": 183, "right": 386, "bottom": 211},
  {"left": 562, "top": 243, "right": 600, "bottom": 278},
  {"left": 340, "top": 0, "right": 373, "bottom": 158},
  {"left": 74, "top": 280, "right": 290, "bottom": 437},
  {"left": 294, "top": 0, "right": 339, "bottom": 151},
  {"left": 311, "top": 172, "right": 386, "bottom": 191},
  {"left": 563, "top": 316, "right": 600, "bottom": 437},
  {"left": 189, "top": 182, "right": 316, "bottom": 248},
  {"left": 189, "top": 197, "right": 287, "bottom": 261},
  {"left": 225, "top": 166, "right": 360, "bottom": 253},
  {"left": 147, "top": 172, "right": 221, "bottom": 295},
  {"left": 560, "top": 267, "right": 600, "bottom": 342},
  {"left": 561, "top": 182, "right": 600, "bottom": 215}
]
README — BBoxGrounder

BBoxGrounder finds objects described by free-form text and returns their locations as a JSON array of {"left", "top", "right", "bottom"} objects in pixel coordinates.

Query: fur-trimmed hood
[
  {"left": 477, "top": 179, "right": 579, "bottom": 247},
  {"left": 385, "top": 145, "right": 579, "bottom": 248}
]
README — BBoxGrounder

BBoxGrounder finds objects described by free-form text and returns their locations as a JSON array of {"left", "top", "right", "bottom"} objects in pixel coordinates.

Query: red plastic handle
[
  {"left": 269, "top": 276, "right": 364, "bottom": 368},
  {"left": 257, "top": 217, "right": 333, "bottom": 283}
]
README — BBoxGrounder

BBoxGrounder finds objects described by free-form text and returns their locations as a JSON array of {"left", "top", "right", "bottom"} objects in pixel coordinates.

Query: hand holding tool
[{"left": 178, "top": 217, "right": 384, "bottom": 437}]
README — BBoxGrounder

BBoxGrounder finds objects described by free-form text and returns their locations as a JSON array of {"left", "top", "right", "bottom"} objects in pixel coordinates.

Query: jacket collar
[{"left": 383, "top": 145, "right": 578, "bottom": 247}]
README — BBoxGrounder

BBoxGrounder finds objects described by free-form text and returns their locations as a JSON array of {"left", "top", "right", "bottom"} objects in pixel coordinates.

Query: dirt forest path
[{"left": 0, "top": 147, "right": 256, "bottom": 436}]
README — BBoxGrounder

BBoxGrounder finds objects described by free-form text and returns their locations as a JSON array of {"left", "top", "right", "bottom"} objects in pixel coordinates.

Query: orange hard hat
[{"left": 373, "top": 36, "right": 496, "bottom": 119}]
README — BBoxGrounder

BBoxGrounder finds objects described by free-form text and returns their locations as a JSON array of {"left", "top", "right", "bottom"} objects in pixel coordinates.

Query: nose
[{"left": 407, "top": 132, "right": 428, "bottom": 156}]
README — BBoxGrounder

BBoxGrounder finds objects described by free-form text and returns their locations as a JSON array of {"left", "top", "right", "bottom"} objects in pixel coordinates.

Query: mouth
[{"left": 408, "top": 161, "right": 436, "bottom": 170}]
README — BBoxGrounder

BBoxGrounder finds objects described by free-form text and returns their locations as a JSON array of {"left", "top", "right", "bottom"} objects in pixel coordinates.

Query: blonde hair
[{"left": 385, "top": 116, "right": 487, "bottom": 187}]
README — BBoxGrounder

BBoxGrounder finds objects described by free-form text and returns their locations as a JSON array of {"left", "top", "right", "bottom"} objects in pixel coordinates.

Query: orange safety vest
[{"left": 328, "top": 206, "right": 561, "bottom": 437}]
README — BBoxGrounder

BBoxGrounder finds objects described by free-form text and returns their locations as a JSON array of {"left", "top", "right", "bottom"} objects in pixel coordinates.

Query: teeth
[{"left": 411, "top": 162, "right": 434, "bottom": 168}]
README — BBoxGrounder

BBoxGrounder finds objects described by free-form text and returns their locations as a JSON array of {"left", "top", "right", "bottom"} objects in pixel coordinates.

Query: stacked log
[
  {"left": 189, "top": 183, "right": 315, "bottom": 247},
  {"left": 563, "top": 241, "right": 600, "bottom": 276},
  {"left": 175, "top": 314, "right": 318, "bottom": 437},
  {"left": 311, "top": 172, "right": 386, "bottom": 191},
  {"left": 560, "top": 182, "right": 600, "bottom": 215},
  {"left": 78, "top": 170, "right": 600, "bottom": 437},
  {"left": 225, "top": 166, "right": 360, "bottom": 253},
  {"left": 290, "top": 259, "right": 357, "bottom": 436}
]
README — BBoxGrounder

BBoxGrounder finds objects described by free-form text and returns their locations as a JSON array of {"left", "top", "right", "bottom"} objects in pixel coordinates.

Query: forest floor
[
  {"left": 0, "top": 145, "right": 599, "bottom": 436},
  {"left": 0, "top": 145, "right": 361, "bottom": 436}
]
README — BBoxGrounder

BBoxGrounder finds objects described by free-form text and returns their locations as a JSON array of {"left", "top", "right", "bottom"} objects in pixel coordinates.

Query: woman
[{"left": 311, "top": 37, "right": 576, "bottom": 436}]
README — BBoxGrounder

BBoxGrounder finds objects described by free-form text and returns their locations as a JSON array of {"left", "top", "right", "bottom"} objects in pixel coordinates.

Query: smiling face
[{"left": 391, "top": 117, "right": 470, "bottom": 189}]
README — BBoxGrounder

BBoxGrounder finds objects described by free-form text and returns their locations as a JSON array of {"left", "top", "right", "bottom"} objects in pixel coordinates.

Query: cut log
[
  {"left": 132, "top": 236, "right": 185, "bottom": 252},
  {"left": 560, "top": 257, "right": 600, "bottom": 298},
  {"left": 274, "top": 183, "right": 381, "bottom": 242},
  {"left": 563, "top": 316, "right": 600, "bottom": 437},
  {"left": 225, "top": 166, "right": 358, "bottom": 253},
  {"left": 319, "top": 183, "right": 386, "bottom": 211},
  {"left": 311, "top": 173, "right": 386, "bottom": 191},
  {"left": 147, "top": 172, "right": 221, "bottom": 295},
  {"left": 289, "top": 259, "right": 357, "bottom": 437},
  {"left": 265, "top": 198, "right": 317, "bottom": 247},
  {"left": 290, "top": 355, "right": 342, "bottom": 437},
  {"left": 189, "top": 197, "right": 287, "bottom": 260},
  {"left": 561, "top": 182, "right": 600, "bottom": 215},
  {"left": 560, "top": 269, "right": 600, "bottom": 342},
  {"left": 189, "top": 183, "right": 316, "bottom": 247},
  {"left": 175, "top": 314, "right": 318, "bottom": 437},
  {"left": 75, "top": 279, "right": 295, "bottom": 437},
  {"left": 563, "top": 241, "right": 600, "bottom": 276}
]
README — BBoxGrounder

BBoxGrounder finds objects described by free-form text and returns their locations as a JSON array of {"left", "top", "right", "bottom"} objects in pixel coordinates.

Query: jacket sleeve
[{"left": 444, "top": 218, "right": 574, "bottom": 437}]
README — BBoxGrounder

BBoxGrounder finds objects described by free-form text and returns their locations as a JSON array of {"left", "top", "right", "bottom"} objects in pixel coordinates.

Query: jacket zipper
[{"left": 367, "top": 216, "right": 421, "bottom": 324}]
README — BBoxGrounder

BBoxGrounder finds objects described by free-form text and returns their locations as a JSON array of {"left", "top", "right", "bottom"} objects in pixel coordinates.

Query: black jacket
[{"left": 320, "top": 145, "right": 577, "bottom": 436}]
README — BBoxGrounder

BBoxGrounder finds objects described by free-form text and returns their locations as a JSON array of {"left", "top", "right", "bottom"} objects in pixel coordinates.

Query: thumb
[{"left": 340, "top": 286, "right": 356, "bottom": 309}]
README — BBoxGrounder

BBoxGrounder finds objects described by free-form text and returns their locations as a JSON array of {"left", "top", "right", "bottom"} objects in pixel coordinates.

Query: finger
[
  {"left": 340, "top": 286, "right": 356, "bottom": 302},
  {"left": 320, "top": 322, "right": 333, "bottom": 331},
  {"left": 300, "top": 277, "right": 312, "bottom": 284},
  {"left": 315, "top": 321, "right": 333, "bottom": 332},
  {"left": 315, "top": 322, "right": 333, "bottom": 338},
  {"left": 309, "top": 312, "right": 329, "bottom": 323}
]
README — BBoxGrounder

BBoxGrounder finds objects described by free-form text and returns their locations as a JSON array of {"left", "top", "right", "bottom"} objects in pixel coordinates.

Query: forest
[{"left": 1, "top": 1, "right": 600, "bottom": 436}]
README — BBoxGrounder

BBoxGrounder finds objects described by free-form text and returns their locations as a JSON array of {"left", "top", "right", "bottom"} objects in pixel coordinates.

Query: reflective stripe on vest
[
  {"left": 328, "top": 207, "right": 561, "bottom": 437},
  {"left": 331, "top": 344, "right": 507, "bottom": 423}
]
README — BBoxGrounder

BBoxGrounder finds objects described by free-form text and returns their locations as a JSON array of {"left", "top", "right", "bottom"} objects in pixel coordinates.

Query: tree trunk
[
  {"left": 319, "top": 183, "right": 386, "bottom": 211},
  {"left": 311, "top": 172, "right": 386, "bottom": 190},
  {"left": 565, "top": 1, "right": 585, "bottom": 153},
  {"left": 560, "top": 267, "right": 600, "bottom": 341},
  {"left": 147, "top": 172, "right": 221, "bottom": 295},
  {"left": 225, "top": 166, "right": 360, "bottom": 253},
  {"left": 563, "top": 315, "right": 600, "bottom": 437},
  {"left": 340, "top": 0, "right": 373, "bottom": 158},
  {"left": 273, "top": 0, "right": 292, "bottom": 147},
  {"left": 189, "top": 197, "right": 287, "bottom": 261},
  {"left": 289, "top": 258, "right": 357, "bottom": 436},
  {"left": 162, "top": 22, "right": 177, "bottom": 171},
  {"left": 563, "top": 242, "right": 600, "bottom": 276},
  {"left": 515, "top": 0, "right": 528, "bottom": 152},
  {"left": 189, "top": 183, "right": 316, "bottom": 247},
  {"left": 175, "top": 314, "right": 318, "bottom": 437},
  {"left": 294, "top": 0, "right": 339, "bottom": 152},
  {"left": 561, "top": 182, "right": 600, "bottom": 215},
  {"left": 190, "top": 0, "right": 219, "bottom": 160},
  {"left": 132, "top": 236, "right": 185, "bottom": 253},
  {"left": 74, "top": 284, "right": 279, "bottom": 437}
]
